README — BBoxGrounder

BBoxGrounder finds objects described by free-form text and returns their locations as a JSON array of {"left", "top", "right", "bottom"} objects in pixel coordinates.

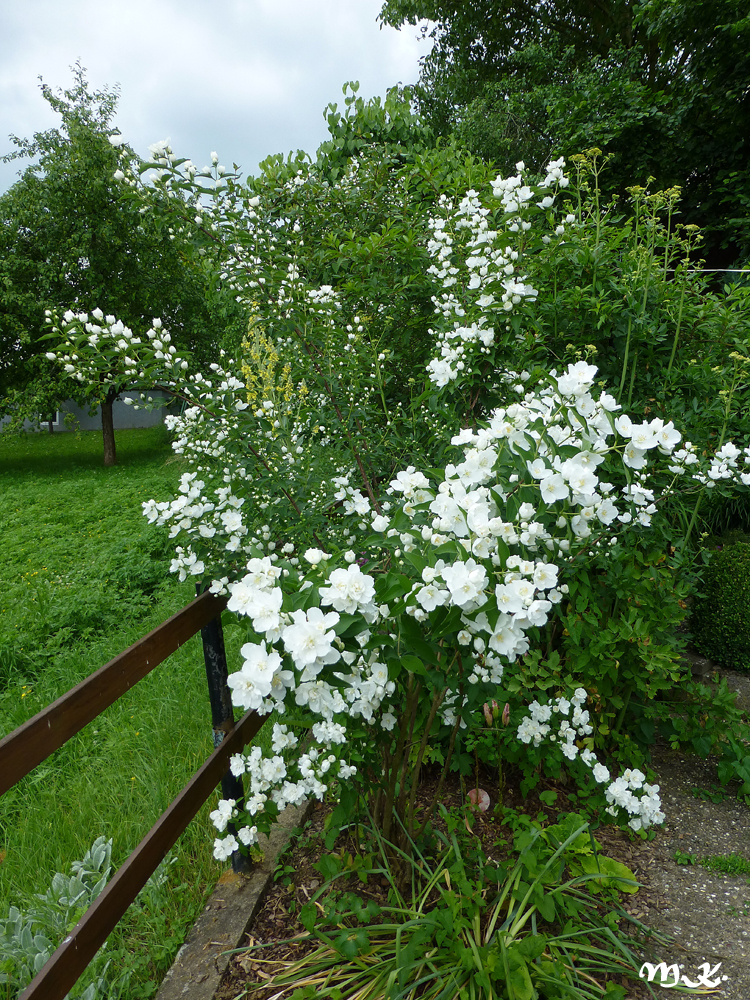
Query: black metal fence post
[{"left": 198, "top": 588, "right": 251, "bottom": 873}]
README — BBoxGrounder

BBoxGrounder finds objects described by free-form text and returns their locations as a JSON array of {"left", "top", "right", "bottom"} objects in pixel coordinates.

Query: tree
[
  {"left": 379, "top": 0, "right": 750, "bottom": 264},
  {"left": 0, "top": 63, "right": 245, "bottom": 463}
]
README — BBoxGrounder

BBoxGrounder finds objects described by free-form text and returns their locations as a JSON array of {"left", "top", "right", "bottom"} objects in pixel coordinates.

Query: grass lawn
[{"left": 0, "top": 426, "right": 266, "bottom": 998}]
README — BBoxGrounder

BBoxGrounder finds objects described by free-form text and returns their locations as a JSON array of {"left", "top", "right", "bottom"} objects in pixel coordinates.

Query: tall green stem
[
  {"left": 627, "top": 348, "right": 639, "bottom": 408},
  {"left": 666, "top": 282, "right": 686, "bottom": 376},
  {"left": 618, "top": 316, "right": 633, "bottom": 400}
]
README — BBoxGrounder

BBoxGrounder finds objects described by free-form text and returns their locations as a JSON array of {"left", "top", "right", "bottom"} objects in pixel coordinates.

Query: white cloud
[{"left": 0, "top": 0, "right": 430, "bottom": 192}]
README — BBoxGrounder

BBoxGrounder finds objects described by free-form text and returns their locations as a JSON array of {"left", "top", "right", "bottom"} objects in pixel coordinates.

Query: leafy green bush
[
  {"left": 0, "top": 837, "right": 112, "bottom": 999},
  {"left": 692, "top": 540, "right": 750, "bottom": 671}
]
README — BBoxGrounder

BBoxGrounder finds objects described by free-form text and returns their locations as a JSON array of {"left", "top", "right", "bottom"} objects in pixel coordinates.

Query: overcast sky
[{"left": 0, "top": 0, "right": 430, "bottom": 194}]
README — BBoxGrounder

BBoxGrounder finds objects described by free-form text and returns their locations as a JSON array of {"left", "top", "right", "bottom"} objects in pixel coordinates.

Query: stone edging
[{"left": 156, "top": 800, "right": 313, "bottom": 1000}]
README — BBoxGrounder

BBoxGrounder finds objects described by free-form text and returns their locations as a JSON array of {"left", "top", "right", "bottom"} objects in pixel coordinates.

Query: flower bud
[{"left": 501, "top": 703, "right": 510, "bottom": 727}]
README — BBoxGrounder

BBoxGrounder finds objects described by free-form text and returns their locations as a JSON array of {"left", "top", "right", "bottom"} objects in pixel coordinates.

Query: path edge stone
[{"left": 156, "top": 800, "right": 313, "bottom": 1000}]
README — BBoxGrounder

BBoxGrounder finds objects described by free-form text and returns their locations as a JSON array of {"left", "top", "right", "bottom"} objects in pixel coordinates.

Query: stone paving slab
[{"left": 156, "top": 801, "right": 311, "bottom": 1000}]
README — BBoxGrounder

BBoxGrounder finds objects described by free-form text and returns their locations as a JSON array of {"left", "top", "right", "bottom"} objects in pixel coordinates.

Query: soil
[{"left": 215, "top": 665, "right": 750, "bottom": 1000}]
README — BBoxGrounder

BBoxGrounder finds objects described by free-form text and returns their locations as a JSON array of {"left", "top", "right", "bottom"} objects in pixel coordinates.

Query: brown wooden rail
[
  {"left": 0, "top": 589, "right": 227, "bottom": 796},
  {"left": 0, "top": 588, "right": 264, "bottom": 1000}
]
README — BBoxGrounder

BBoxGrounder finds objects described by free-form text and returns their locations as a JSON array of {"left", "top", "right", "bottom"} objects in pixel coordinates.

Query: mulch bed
[{"left": 215, "top": 765, "right": 668, "bottom": 1000}]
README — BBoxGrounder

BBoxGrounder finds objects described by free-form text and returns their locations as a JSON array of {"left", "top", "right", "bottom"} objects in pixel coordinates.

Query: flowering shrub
[{"left": 44, "top": 149, "right": 750, "bottom": 858}]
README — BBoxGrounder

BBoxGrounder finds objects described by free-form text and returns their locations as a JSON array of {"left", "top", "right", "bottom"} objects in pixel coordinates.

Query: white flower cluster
[
  {"left": 143, "top": 472, "right": 255, "bottom": 569},
  {"left": 211, "top": 722, "right": 359, "bottom": 861},
  {"left": 369, "top": 361, "right": 685, "bottom": 691},
  {"left": 332, "top": 474, "right": 372, "bottom": 517},
  {"left": 45, "top": 311, "right": 189, "bottom": 386},
  {"left": 425, "top": 160, "right": 571, "bottom": 388},
  {"left": 515, "top": 692, "right": 664, "bottom": 831},
  {"left": 517, "top": 690, "right": 592, "bottom": 752},
  {"left": 602, "top": 769, "right": 665, "bottom": 831},
  {"left": 685, "top": 440, "right": 750, "bottom": 487},
  {"left": 225, "top": 556, "right": 382, "bottom": 719}
]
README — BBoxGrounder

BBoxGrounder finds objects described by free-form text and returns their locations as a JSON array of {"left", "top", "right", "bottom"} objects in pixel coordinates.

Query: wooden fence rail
[{"left": 0, "top": 589, "right": 261, "bottom": 1000}]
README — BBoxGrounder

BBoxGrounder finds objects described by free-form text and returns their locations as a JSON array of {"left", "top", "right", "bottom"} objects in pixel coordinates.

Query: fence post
[{"left": 199, "top": 588, "right": 251, "bottom": 874}]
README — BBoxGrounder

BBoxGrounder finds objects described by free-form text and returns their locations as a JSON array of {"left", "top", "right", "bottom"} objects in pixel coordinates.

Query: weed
[
  {"left": 691, "top": 785, "right": 730, "bottom": 804},
  {"left": 700, "top": 853, "right": 750, "bottom": 878},
  {"left": 673, "top": 850, "right": 697, "bottom": 865}
]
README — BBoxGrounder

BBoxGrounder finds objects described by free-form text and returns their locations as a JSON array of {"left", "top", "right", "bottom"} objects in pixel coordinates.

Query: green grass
[{"left": 0, "top": 426, "right": 270, "bottom": 997}]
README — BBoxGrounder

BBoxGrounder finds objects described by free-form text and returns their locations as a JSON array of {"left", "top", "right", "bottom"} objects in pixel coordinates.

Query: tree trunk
[{"left": 102, "top": 388, "right": 117, "bottom": 466}]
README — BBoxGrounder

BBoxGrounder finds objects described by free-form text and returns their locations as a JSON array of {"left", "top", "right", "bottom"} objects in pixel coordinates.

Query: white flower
[
  {"left": 229, "top": 754, "right": 246, "bottom": 777},
  {"left": 213, "top": 835, "right": 239, "bottom": 861},
  {"left": 283, "top": 608, "right": 340, "bottom": 668},
  {"left": 238, "top": 826, "right": 258, "bottom": 846},
  {"left": 227, "top": 582, "right": 283, "bottom": 633},
  {"left": 416, "top": 584, "right": 450, "bottom": 611},
  {"left": 303, "top": 548, "right": 329, "bottom": 565},
  {"left": 533, "top": 563, "right": 559, "bottom": 590},
  {"left": 320, "top": 564, "right": 376, "bottom": 613},
  {"left": 390, "top": 467, "right": 430, "bottom": 497},
  {"left": 210, "top": 799, "right": 236, "bottom": 832},
  {"left": 539, "top": 474, "right": 569, "bottom": 503},
  {"left": 229, "top": 641, "right": 283, "bottom": 710},
  {"left": 623, "top": 442, "right": 648, "bottom": 469},
  {"left": 441, "top": 558, "right": 487, "bottom": 608},
  {"left": 592, "top": 763, "right": 610, "bottom": 783},
  {"left": 271, "top": 723, "right": 298, "bottom": 752}
]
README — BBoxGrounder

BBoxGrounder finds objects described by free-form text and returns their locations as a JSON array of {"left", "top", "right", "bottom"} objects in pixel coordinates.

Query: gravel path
[
  {"left": 630, "top": 667, "right": 750, "bottom": 998},
  {"left": 640, "top": 747, "right": 750, "bottom": 997}
]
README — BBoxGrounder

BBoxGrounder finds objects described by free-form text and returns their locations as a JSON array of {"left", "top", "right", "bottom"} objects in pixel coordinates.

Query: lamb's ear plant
[
  {"left": 0, "top": 837, "right": 112, "bottom": 999},
  {"left": 0, "top": 838, "right": 182, "bottom": 1000},
  {"left": 241, "top": 808, "right": 660, "bottom": 1000}
]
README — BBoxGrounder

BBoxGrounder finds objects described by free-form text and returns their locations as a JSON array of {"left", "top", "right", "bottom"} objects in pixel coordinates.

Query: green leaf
[
  {"left": 579, "top": 855, "right": 639, "bottom": 893},
  {"left": 314, "top": 854, "right": 343, "bottom": 882},
  {"left": 401, "top": 653, "right": 427, "bottom": 676},
  {"left": 515, "top": 934, "right": 547, "bottom": 961},
  {"left": 399, "top": 616, "right": 437, "bottom": 664},
  {"left": 506, "top": 947, "right": 534, "bottom": 1000},
  {"left": 533, "top": 887, "right": 556, "bottom": 922}
]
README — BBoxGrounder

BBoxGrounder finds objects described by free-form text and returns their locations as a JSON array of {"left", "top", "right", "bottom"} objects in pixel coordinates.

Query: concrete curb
[{"left": 156, "top": 801, "right": 313, "bottom": 1000}]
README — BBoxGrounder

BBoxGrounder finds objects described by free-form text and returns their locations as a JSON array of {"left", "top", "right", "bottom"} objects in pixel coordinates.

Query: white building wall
[{"left": 0, "top": 391, "right": 173, "bottom": 432}]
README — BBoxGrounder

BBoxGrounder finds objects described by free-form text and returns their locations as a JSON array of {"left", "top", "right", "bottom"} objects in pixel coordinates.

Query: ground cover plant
[
  {"left": 39, "top": 122, "right": 750, "bottom": 996},
  {"left": 246, "top": 806, "right": 649, "bottom": 1000},
  {"left": 0, "top": 427, "right": 275, "bottom": 998}
]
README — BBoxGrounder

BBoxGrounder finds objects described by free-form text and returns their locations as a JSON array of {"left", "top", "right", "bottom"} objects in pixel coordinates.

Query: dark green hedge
[{"left": 692, "top": 540, "right": 750, "bottom": 672}]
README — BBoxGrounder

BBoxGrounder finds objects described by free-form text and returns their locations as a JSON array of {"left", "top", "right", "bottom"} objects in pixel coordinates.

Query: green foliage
[
  {"left": 673, "top": 849, "right": 696, "bottom": 865},
  {"left": 379, "top": 0, "right": 750, "bottom": 263},
  {"left": 691, "top": 540, "right": 750, "bottom": 671},
  {"left": 314, "top": 82, "right": 435, "bottom": 183},
  {"left": 0, "top": 63, "right": 242, "bottom": 421},
  {"left": 0, "top": 428, "right": 277, "bottom": 997},
  {"left": 0, "top": 427, "right": 178, "bottom": 683},
  {"left": 544, "top": 541, "right": 688, "bottom": 735},
  {"left": 0, "top": 837, "right": 112, "bottom": 998},
  {"left": 0, "top": 838, "right": 203, "bottom": 1000},
  {"left": 261, "top": 810, "right": 646, "bottom": 1000},
  {"left": 48, "top": 146, "right": 750, "bottom": 851},
  {"left": 700, "top": 852, "right": 750, "bottom": 878},
  {"left": 507, "top": 154, "right": 750, "bottom": 453}
]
